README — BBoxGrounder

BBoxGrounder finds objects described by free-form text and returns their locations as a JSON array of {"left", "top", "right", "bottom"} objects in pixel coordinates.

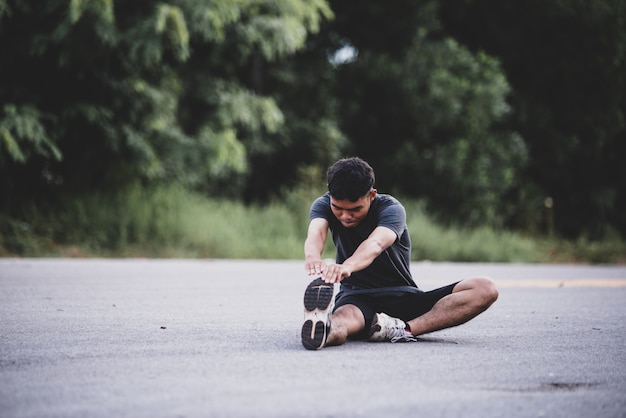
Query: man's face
[{"left": 330, "top": 189, "right": 377, "bottom": 228}]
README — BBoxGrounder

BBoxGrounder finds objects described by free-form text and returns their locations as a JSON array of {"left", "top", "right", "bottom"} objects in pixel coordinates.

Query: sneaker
[
  {"left": 368, "top": 312, "right": 417, "bottom": 343},
  {"left": 301, "top": 277, "right": 337, "bottom": 350}
]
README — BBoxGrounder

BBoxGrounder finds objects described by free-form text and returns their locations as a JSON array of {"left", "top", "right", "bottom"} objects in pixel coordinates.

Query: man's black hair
[{"left": 327, "top": 157, "right": 375, "bottom": 202}]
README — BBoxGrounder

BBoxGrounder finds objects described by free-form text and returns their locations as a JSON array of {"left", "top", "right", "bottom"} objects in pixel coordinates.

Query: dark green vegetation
[
  {"left": 1, "top": 185, "right": 623, "bottom": 263},
  {"left": 1, "top": 1, "right": 624, "bottom": 262}
]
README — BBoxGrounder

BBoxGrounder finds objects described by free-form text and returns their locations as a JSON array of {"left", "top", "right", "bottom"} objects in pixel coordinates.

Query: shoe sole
[{"left": 301, "top": 278, "right": 335, "bottom": 350}]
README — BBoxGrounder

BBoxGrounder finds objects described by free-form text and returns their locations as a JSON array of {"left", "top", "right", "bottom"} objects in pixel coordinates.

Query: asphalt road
[{"left": 1, "top": 259, "right": 625, "bottom": 418}]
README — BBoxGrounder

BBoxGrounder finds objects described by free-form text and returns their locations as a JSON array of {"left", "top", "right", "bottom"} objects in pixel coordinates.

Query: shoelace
[
  {"left": 390, "top": 331, "right": 417, "bottom": 343},
  {"left": 382, "top": 321, "right": 417, "bottom": 343}
]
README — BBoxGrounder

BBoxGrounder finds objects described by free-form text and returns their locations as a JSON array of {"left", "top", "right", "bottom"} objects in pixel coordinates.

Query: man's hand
[
  {"left": 305, "top": 259, "right": 327, "bottom": 277},
  {"left": 319, "top": 263, "right": 352, "bottom": 284},
  {"left": 305, "top": 259, "right": 350, "bottom": 284}
]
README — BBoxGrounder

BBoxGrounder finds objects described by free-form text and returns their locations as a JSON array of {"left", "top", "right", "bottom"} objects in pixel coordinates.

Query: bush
[{"left": 1, "top": 186, "right": 624, "bottom": 263}]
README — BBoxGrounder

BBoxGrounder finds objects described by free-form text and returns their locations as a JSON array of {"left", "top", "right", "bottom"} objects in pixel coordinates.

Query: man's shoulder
[
  {"left": 310, "top": 193, "right": 331, "bottom": 218},
  {"left": 313, "top": 192, "right": 331, "bottom": 204},
  {"left": 375, "top": 193, "right": 401, "bottom": 202},
  {"left": 374, "top": 194, "right": 404, "bottom": 211}
]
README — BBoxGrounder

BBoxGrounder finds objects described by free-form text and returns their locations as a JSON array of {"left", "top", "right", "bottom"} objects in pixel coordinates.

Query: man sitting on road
[{"left": 301, "top": 157, "right": 499, "bottom": 350}]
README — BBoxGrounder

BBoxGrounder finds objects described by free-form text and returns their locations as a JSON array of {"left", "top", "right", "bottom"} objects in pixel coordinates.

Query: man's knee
[
  {"left": 456, "top": 276, "right": 499, "bottom": 308},
  {"left": 333, "top": 304, "right": 366, "bottom": 328},
  {"left": 328, "top": 304, "right": 366, "bottom": 344},
  {"left": 473, "top": 276, "right": 498, "bottom": 307}
]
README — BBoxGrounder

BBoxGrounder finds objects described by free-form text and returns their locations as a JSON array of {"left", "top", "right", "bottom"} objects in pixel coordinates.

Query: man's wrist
[{"left": 342, "top": 261, "right": 356, "bottom": 275}]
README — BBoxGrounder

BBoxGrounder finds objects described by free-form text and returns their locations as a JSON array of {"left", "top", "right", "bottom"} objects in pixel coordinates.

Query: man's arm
[
  {"left": 321, "top": 226, "right": 397, "bottom": 284},
  {"left": 304, "top": 218, "right": 329, "bottom": 276}
]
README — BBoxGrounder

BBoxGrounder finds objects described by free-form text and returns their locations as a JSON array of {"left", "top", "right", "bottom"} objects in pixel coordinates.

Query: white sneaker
[
  {"left": 301, "top": 278, "right": 337, "bottom": 350},
  {"left": 368, "top": 312, "right": 417, "bottom": 343}
]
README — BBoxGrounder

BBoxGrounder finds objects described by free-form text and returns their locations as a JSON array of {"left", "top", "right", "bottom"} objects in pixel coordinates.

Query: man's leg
[
  {"left": 326, "top": 304, "right": 366, "bottom": 346},
  {"left": 302, "top": 278, "right": 367, "bottom": 349},
  {"left": 406, "top": 276, "right": 498, "bottom": 336}
]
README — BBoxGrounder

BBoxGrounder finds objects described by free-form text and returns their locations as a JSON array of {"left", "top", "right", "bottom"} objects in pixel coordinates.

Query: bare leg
[
  {"left": 407, "top": 276, "right": 498, "bottom": 336},
  {"left": 326, "top": 304, "right": 366, "bottom": 346}
]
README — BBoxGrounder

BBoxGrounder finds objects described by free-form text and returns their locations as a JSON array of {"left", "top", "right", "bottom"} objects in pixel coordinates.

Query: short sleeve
[
  {"left": 310, "top": 193, "right": 332, "bottom": 221},
  {"left": 377, "top": 197, "right": 406, "bottom": 239}
]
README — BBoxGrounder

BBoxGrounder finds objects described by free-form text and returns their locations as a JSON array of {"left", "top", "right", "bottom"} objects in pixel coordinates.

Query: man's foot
[
  {"left": 301, "top": 278, "right": 337, "bottom": 350},
  {"left": 368, "top": 312, "right": 417, "bottom": 343}
]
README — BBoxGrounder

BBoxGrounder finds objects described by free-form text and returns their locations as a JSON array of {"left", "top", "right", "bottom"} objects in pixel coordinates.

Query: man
[{"left": 301, "top": 157, "right": 498, "bottom": 350}]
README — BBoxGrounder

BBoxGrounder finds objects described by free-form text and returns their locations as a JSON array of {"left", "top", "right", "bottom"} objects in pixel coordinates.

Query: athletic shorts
[{"left": 333, "top": 282, "right": 459, "bottom": 340}]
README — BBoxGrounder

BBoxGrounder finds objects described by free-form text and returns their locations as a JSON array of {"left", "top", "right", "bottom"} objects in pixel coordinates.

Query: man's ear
[{"left": 369, "top": 189, "right": 377, "bottom": 201}]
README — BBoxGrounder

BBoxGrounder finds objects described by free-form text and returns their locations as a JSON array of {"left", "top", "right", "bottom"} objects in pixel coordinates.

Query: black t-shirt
[{"left": 310, "top": 192, "right": 417, "bottom": 289}]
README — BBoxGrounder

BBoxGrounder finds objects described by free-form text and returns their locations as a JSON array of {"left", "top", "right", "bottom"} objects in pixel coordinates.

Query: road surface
[{"left": 1, "top": 259, "right": 625, "bottom": 418}]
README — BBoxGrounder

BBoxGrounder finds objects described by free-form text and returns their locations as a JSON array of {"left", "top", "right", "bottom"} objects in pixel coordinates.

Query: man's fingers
[{"left": 306, "top": 263, "right": 324, "bottom": 276}]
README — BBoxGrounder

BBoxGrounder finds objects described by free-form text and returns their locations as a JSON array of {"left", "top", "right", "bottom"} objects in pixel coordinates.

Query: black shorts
[{"left": 333, "top": 282, "right": 459, "bottom": 339}]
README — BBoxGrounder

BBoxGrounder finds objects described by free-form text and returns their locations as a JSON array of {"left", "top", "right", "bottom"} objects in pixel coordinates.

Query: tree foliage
[
  {"left": 322, "top": 1, "right": 526, "bottom": 226},
  {"left": 0, "top": 0, "right": 334, "bottom": 202},
  {"left": 440, "top": 0, "right": 626, "bottom": 237},
  {"left": 0, "top": 0, "right": 624, "bottom": 241}
]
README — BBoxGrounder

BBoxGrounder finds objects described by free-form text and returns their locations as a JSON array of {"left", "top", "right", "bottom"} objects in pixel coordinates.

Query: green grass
[
  {"left": 405, "top": 202, "right": 544, "bottom": 263},
  {"left": 0, "top": 185, "right": 624, "bottom": 263}
]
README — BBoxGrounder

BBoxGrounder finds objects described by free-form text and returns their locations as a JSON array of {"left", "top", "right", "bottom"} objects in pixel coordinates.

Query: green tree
[
  {"left": 321, "top": 0, "right": 527, "bottom": 227},
  {"left": 440, "top": 0, "right": 626, "bottom": 238},
  {"left": 0, "top": 0, "right": 333, "bottom": 206}
]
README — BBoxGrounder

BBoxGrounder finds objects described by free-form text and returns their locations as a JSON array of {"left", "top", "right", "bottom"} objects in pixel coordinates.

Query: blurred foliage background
[{"left": 0, "top": 0, "right": 624, "bottom": 261}]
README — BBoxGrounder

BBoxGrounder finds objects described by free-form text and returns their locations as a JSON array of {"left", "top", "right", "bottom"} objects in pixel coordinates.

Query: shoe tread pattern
[
  {"left": 301, "top": 320, "right": 325, "bottom": 350},
  {"left": 303, "top": 278, "right": 334, "bottom": 311},
  {"left": 301, "top": 278, "right": 334, "bottom": 350}
]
